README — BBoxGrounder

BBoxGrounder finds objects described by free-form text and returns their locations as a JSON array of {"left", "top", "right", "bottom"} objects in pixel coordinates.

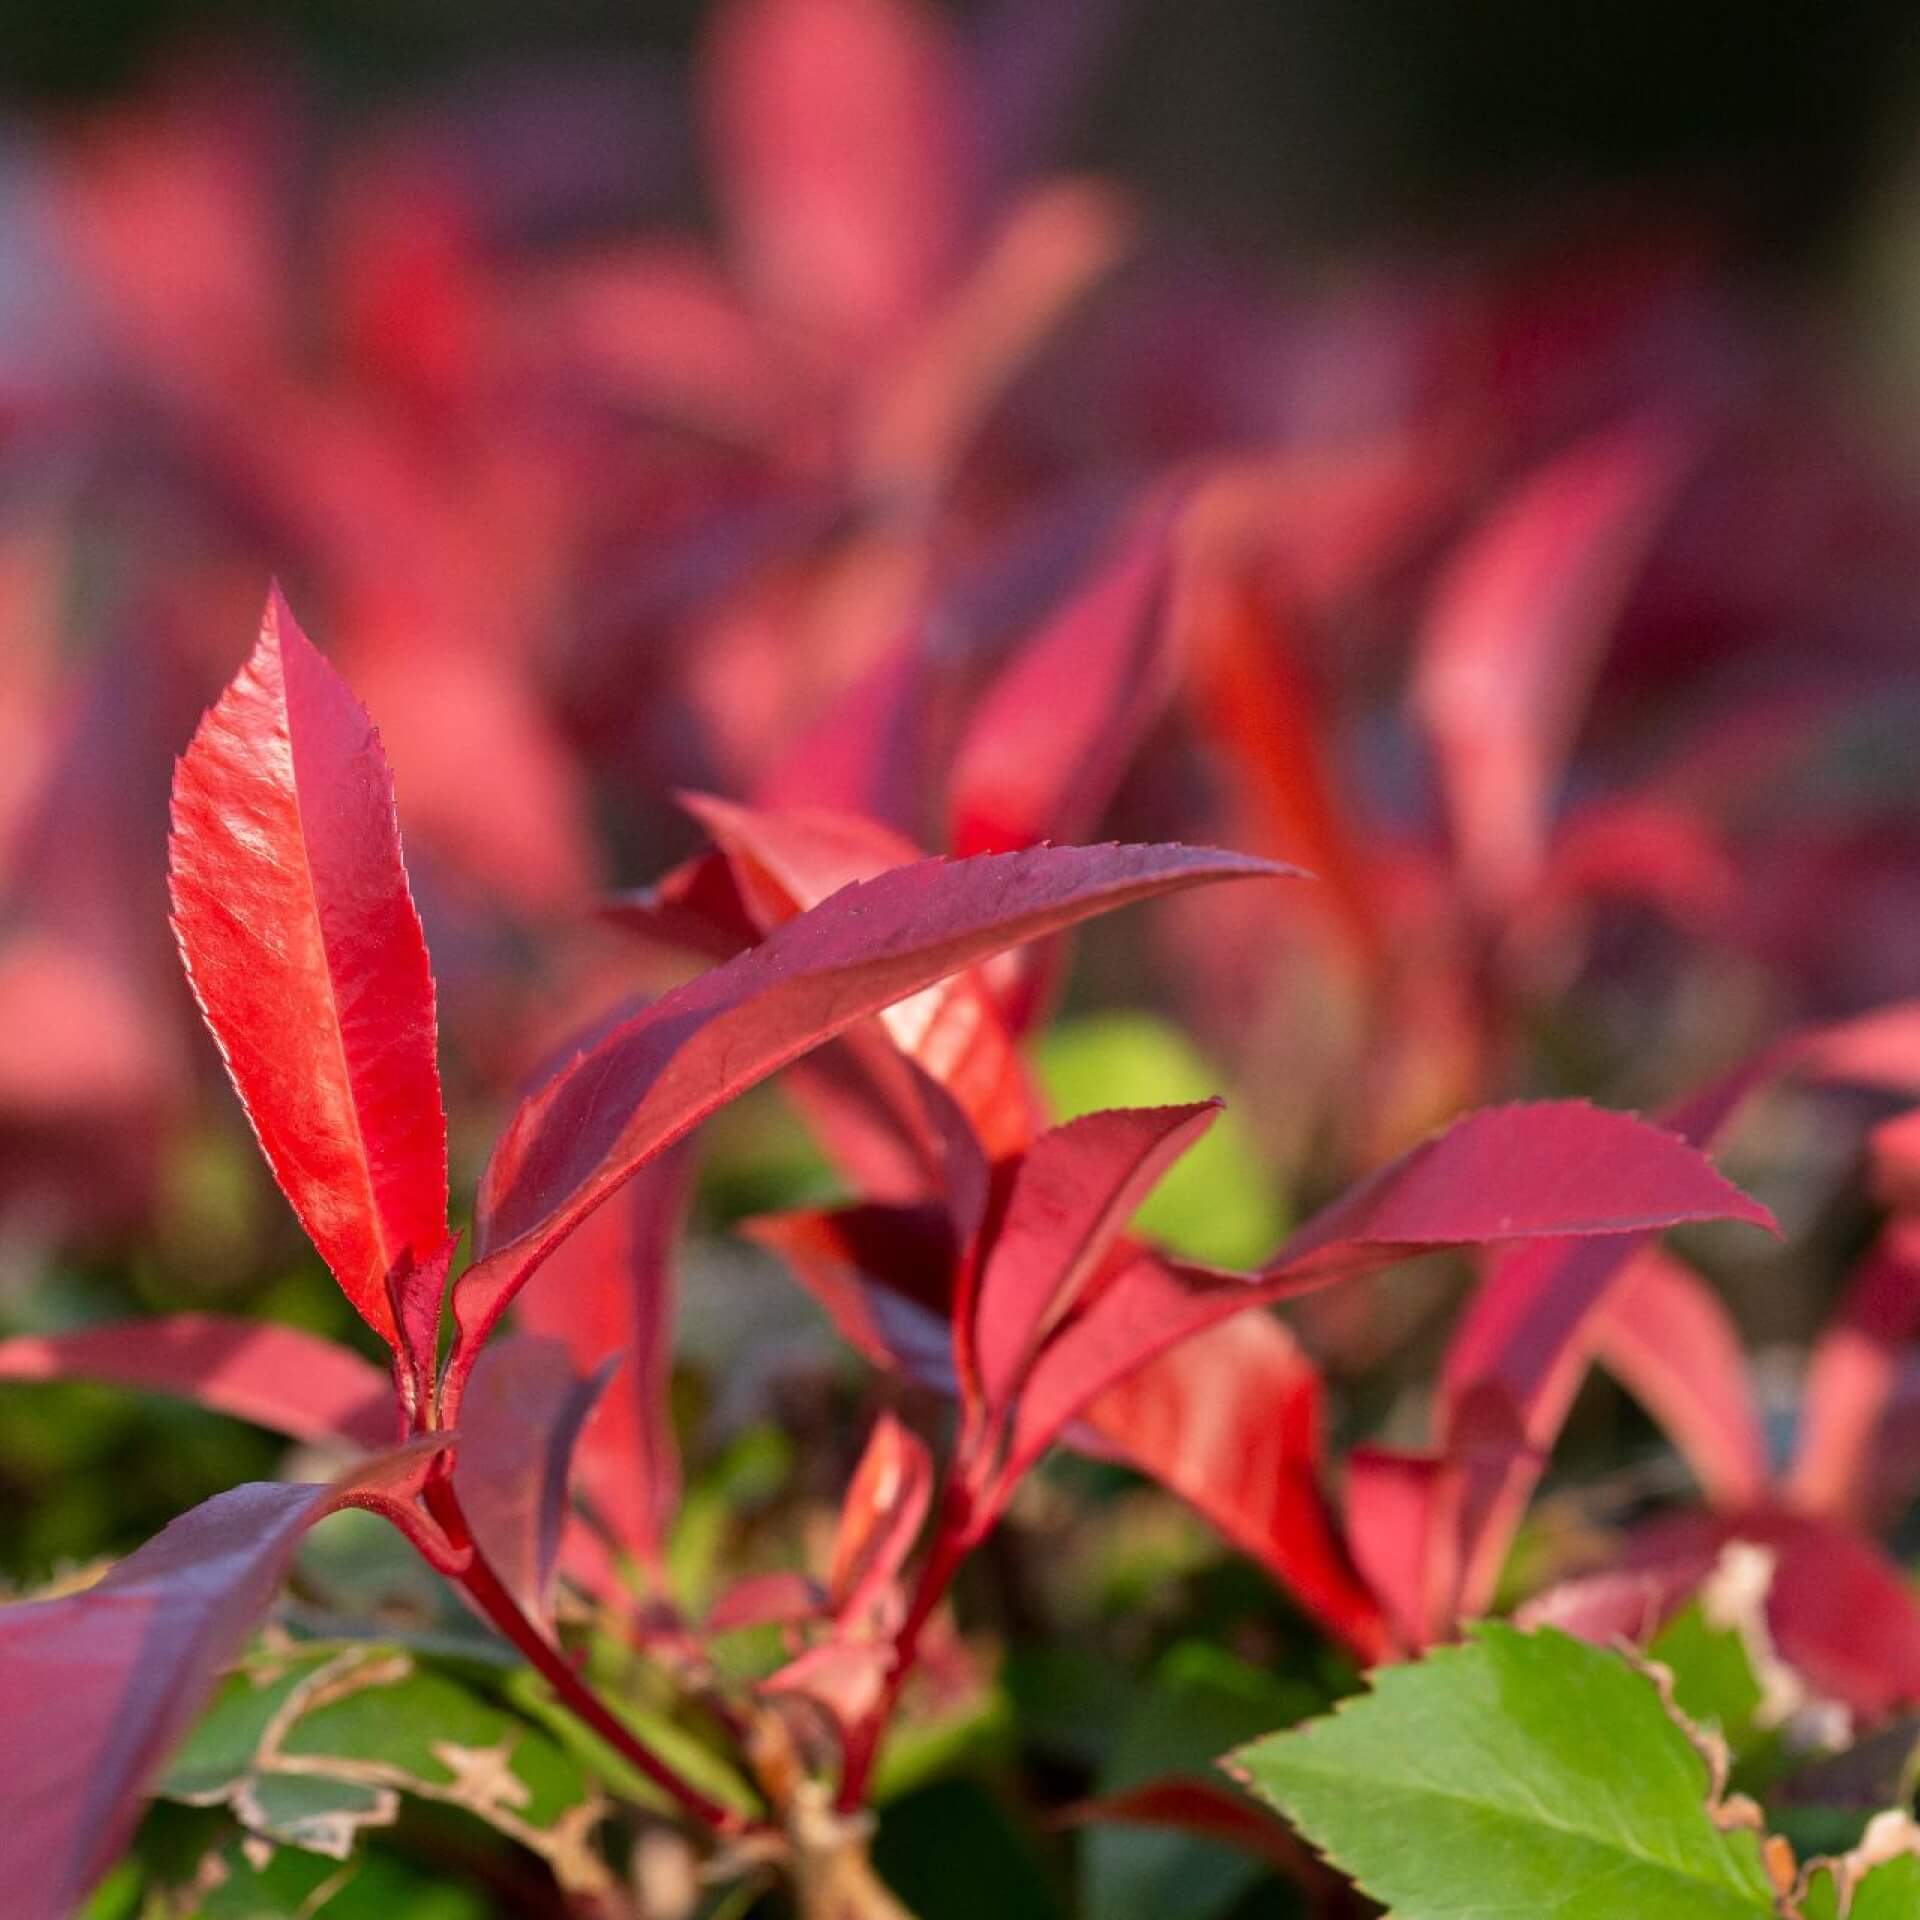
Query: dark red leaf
[
  {"left": 0, "top": 1315, "right": 393, "bottom": 1451},
  {"left": 453, "top": 1336, "right": 617, "bottom": 1627},
  {"left": 513, "top": 1146, "right": 696, "bottom": 1575},
  {"left": 679, "top": 794, "right": 1044, "bottom": 1162},
  {"left": 743, "top": 1202, "right": 960, "bottom": 1391},
  {"left": 455, "top": 840, "right": 1282, "bottom": 1395},
  {"left": 0, "top": 1441, "right": 444, "bottom": 1920},
  {"left": 168, "top": 592, "right": 447, "bottom": 1356}
]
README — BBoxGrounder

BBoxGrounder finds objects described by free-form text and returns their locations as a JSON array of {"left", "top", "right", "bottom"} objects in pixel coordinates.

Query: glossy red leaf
[
  {"left": 453, "top": 1336, "right": 616, "bottom": 1628},
  {"left": 707, "top": 1571, "right": 827, "bottom": 1633},
  {"left": 0, "top": 1441, "right": 444, "bottom": 1920},
  {"left": 1587, "top": 1248, "right": 1770, "bottom": 1509},
  {"left": 827, "top": 1411, "right": 933, "bottom": 1627},
  {"left": 1413, "top": 421, "right": 1689, "bottom": 908},
  {"left": 513, "top": 1146, "right": 695, "bottom": 1575},
  {"left": 168, "top": 592, "right": 448, "bottom": 1355},
  {"left": 948, "top": 505, "right": 1175, "bottom": 860},
  {"left": 455, "top": 840, "right": 1283, "bottom": 1392},
  {"left": 972, "top": 1102, "right": 1220, "bottom": 1415},
  {"left": 1081, "top": 1314, "right": 1392, "bottom": 1662}
]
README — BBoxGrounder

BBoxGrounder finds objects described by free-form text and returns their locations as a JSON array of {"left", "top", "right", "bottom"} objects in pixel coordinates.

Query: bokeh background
[{"left": 11, "top": 3, "right": 1920, "bottom": 1913}]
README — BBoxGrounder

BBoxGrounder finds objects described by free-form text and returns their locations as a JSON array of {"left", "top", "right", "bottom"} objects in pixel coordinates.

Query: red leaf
[
  {"left": 702, "top": 0, "right": 967, "bottom": 363},
  {"left": 680, "top": 794, "right": 1044, "bottom": 1162},
  {"left": 948, "top": 504, "right": 1175, "bottom": 860},
  {"left": 1587, "top": 1249, "right": 1770, "bottom": 1509},
  {"left": 971, "top": 1102, "right": 1220, "bottom": 1415},
  {"left": 0, "top": 1441, "right": 444, "bottom": 1920},
  {"left": 1413, "top": 421, "right": 1689, "bottom": 909},
  {"left": 1435, "top": 1066, "right": 1779, "bottom": 1610},
  {"left": 455, "top": 840, "right": 1282, "bottom": 1393},
  {"left": 1343, "top": 1446, "right": 1461, "bottom": 1653},
  {"left": 1082, "top": 1314, "right": 1392, "bottom": 1662},
  {"left": 1176, "top": 556, "right": 1384, "bottom": 974},
  {"left": 0, "top": 1315, "right": 393, "bottom": 1450},
  {"left": 453, "top": 1335, "right": 616, "bottom": 1629},
  {"left": 168, "top": 592, "right": 448, "bottom": 1355},
  {"left": 1787, "top": 1220, "right": 1920, "bottom": 1523},
  {"left": 743, "top": 1203, "right": 960, "bottom": 1391},
  {"left": 708, "top": 1570, "right": 827, "bottom": 1632},
  {"left": 514, "top": 1146, "right": 695, "bottom": 1575},
  {"left": 999, "top": 1100, "right": 1771, "bottom": 1492},
  {"left": 1060, "top": 1779, "right": 1354, "bottom": 1899},
  {"left": 827, "top": 1411, "right": 933, "bottom": 1627}
]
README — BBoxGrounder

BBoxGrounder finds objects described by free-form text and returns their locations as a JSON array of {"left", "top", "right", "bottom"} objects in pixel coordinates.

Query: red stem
[{"left": 424, "top": 1476, "right": 756, "bottom": 1838}]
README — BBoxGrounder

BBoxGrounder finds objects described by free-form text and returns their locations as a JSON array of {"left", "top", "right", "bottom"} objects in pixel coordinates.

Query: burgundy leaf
[
  {"left": 0, "top": 1441, "right": 444, "bottom": 1920},
  {"left": 1413, "top": 421, "right": 1689, "bottom": 909},
  {"left": 455, "top": 840, "right": 1282, "bottom": 1393},
  {"left": 0, "top": 1315, "right": 393, "bottom": 1451},
  {"left": 744, "top": 1202, "right": 960, "bottom": 1392},
  {"left": 453, "top": 1336, "right": 617, "bottom": 1627},
  {"left": 1081, "top": 1314, "right": 1392, "bottom": 1662},
  {"left": 971, "top": 1102, "right": 1220, "bottom": 1415},
  {"left": 168, "top": 591, "right": 447, "bottom": 1356},
  {"left": 1587, "top": 1249, "right": 1770, "bottom": 1509},
  {"left": 514, "top": 1146, "right": 695, "bottom": 1575},
  {"left": 827, "top": 1411, "right": 933, "bottom": 1627}
]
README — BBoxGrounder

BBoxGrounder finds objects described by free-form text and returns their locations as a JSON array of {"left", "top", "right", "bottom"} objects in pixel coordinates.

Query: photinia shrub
[{"left": 0, "top": 595, "right": 1789, "bottom": 1918}]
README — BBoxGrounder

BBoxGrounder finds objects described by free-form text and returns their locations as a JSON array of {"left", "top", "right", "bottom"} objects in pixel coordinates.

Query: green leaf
[
  {"left": 1649, "top": 1601, "right": 1782, "bottom": 1784},
  {"left": 1233, "top": 1624, "right": 1781, "bottom": 1919},
  {"left": 1037, "top": 1014, "right": 1288, "bottom": 1266},
  {"left": 162, "top": 1642, "right": 609, "bottom": 1892},
  {"left": 1848, "top": 1852, "right": 1920, "bottom": 1917}
]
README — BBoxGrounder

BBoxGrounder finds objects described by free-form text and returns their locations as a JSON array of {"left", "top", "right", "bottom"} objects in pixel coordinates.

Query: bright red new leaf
[{"left": 168, "top": 592, "right": 448, "bottom": 1356}]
